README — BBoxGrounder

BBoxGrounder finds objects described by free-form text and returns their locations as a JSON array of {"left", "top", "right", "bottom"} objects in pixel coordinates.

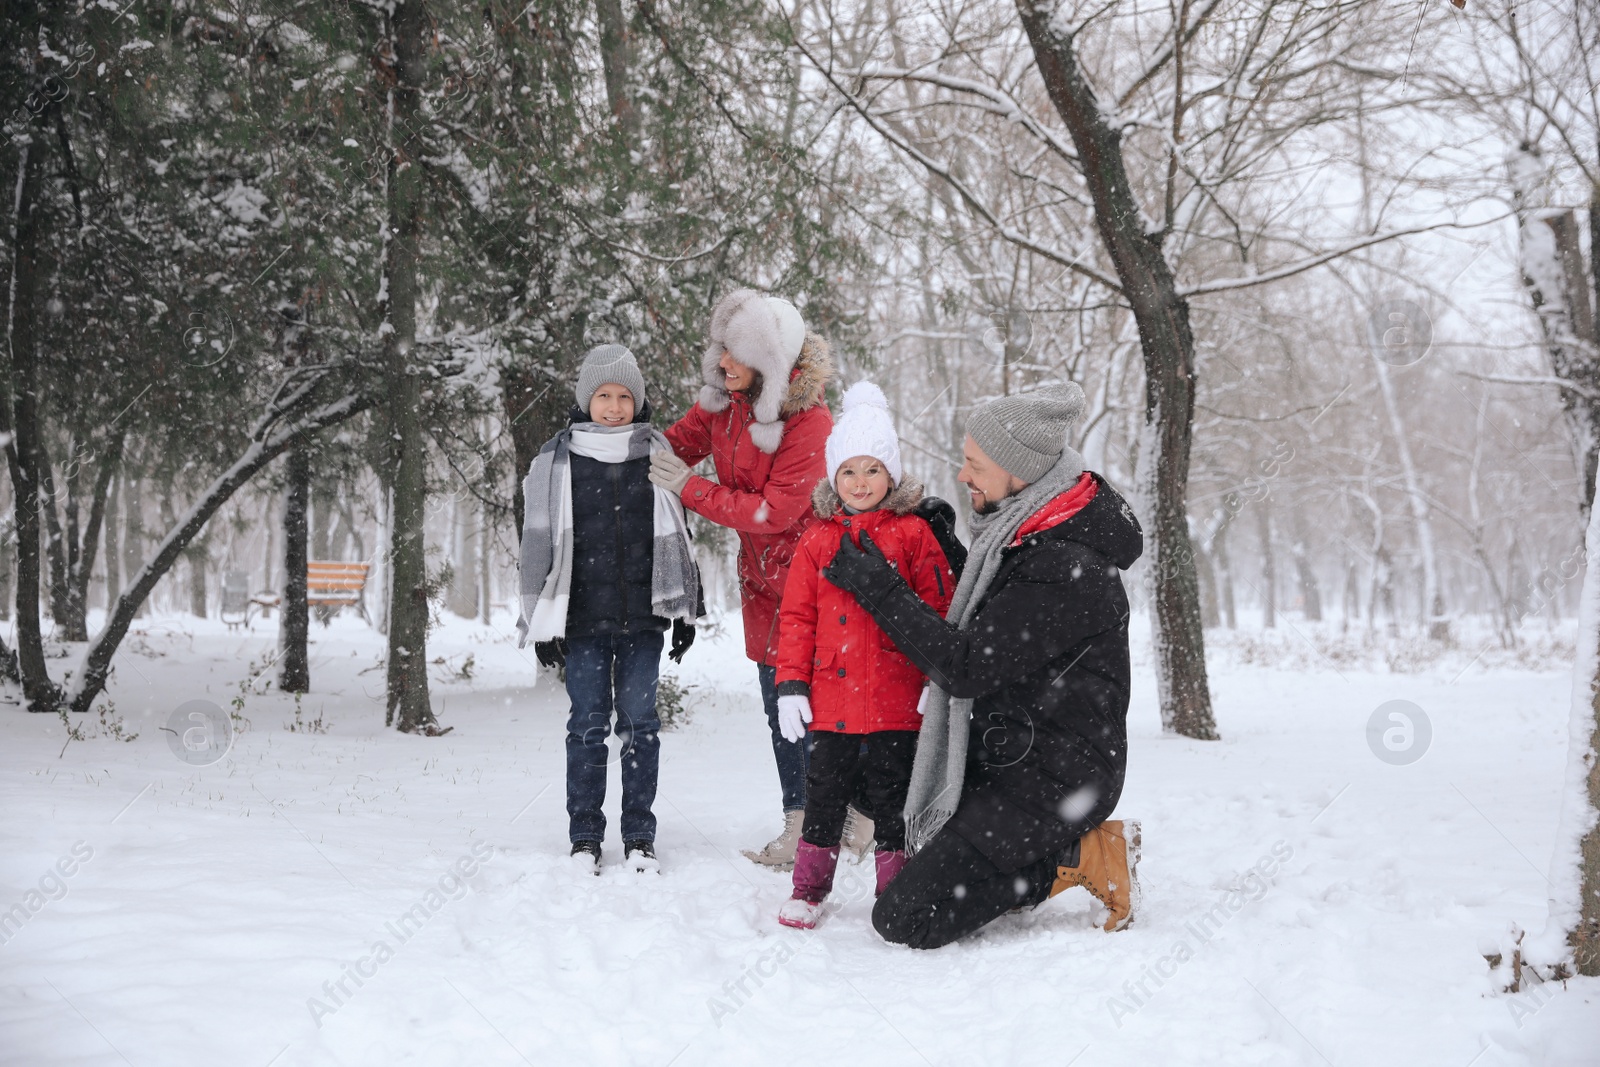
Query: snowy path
[{"left": 1, "top": 613, "right": 1596, "bottom": 1066}]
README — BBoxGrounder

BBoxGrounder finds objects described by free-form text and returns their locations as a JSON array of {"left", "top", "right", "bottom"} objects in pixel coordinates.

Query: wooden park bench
[
  {"left": 306, "top": 561, "right": 371, "bottom": 622},
  {"left": 242, "top": 561, "right": 372, "bottom": 626}
]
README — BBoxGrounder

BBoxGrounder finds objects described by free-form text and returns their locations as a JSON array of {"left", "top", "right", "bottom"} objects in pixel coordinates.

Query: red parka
[
  {"left": 664, "top": 340, "right": 833, "bottom": 664},
  {"left": 774, "top": 480, "right": 956, "bottom": 733}
]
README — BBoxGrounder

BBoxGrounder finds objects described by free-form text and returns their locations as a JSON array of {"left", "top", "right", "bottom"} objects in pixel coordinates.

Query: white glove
[
  {"left": 916, "top": 686, "right": 929, "bottom": 715},
  {"left": 648, "top": 451, "right": 692, "bottom": 495},
  {"left": 777, "top": 694, "right": 812, "bottom": 743}
]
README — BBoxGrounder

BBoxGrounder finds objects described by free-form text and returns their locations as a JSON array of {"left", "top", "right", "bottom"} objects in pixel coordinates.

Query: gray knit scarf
[
  {"left": 902, "top": 450, "right": 1086, "bottom": 854},
  {"left": 515, "top": 423, "right": 699, "bottom": 647}
]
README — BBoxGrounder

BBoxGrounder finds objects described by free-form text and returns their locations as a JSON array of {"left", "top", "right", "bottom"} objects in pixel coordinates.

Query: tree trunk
[
  {"left": 279, "top": 443, "right": 311, "bottom": 693},
  {"left": 103, "top": 470, "right": 121, "bottom": 610},
  {"left": 1195, "top": 532, "right": 1219, "bottom": 629},
  {"left": 1256, "top": 499, "right": 1276, "bottom": 629},
  {"left": 122, "top": 467, "right": 146, "bottom": 618},
  {"left": 186, "top": 540, "right": 208, "bottom": 618},
  {"left": 1531, "top": 462, "right": 1600, "bottom": 976},
  {"left": 448, "top": 495, "right": 479, "bottom": 618},
  {"left": 1511, "top": 145, "right": 1600, "bottom": 522},
  {"left": 1290, "top": 509, "right": 1322, "bottom": 622},
  {"left": 479, "top": 506, "right": 493, "bottom": 625},
  {"left": 260, "top": 486, "right": 275, "bottom": 616},
  {"left": 1215, "top": 493, "right": 1238, "bottom": 629},
  {"left": 1016, "top": 3, "right": 1216, "bottom": 739},
  {"left": 1368, "top": 347, "right": 1447, "bottom": 640},
  {"left": 1, "top": 113, "right": 62, "bottom": 712},
  {"left": 0, "top": 519, "right": 11, "bottom": 623},
  {"left": 56, "top": 429, "right": 120, "bottom": 639},
  {"left": 595, "top": 0, "right": 640, "bottom": 142},
  {"left": 382, "top": 0, "right": 439, "bottom": 734},
  {"left": 309, "top": 482, "right": 330, "bottom": 562}
]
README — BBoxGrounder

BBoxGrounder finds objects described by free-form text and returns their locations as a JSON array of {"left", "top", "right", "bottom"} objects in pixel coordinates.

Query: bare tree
[{"left": 793, "top": 0, "right": 1489, "bottom": 736}]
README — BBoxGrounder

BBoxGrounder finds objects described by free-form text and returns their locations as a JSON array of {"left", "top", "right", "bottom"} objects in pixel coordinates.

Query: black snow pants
[
  {"left": 801, "top": 730, "right": 918, "bottom": 852},
  {"left": 871, "top": 826, "right": 1058, "bottom": 950}
]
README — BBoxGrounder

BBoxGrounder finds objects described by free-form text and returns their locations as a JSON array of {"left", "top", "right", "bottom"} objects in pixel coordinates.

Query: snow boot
[
  {"left": 778, "top": 841, "right": 840, "bottom": 929},
  {"left": 742, "top": 809, "right": 804, "bottom": 870},
  {"left": 623, "top": 840, "right": 659, "bottom": 874},
  {"left": 874, "top": 849, "right": 908, "bottom": 896},
  {"left": 1049, "top": 819, "right": 1141, "bottom": 931},
  {"left": 840, "top": 805, "right": 875, "bottom": 860},
  {"left": 570, "top": 840, "right": 602, "bottom": 875}
]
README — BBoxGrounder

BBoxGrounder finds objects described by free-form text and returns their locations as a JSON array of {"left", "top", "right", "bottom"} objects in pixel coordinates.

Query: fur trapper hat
[{"left": 699, "top": 288, "right": 809, "bottom": 453}]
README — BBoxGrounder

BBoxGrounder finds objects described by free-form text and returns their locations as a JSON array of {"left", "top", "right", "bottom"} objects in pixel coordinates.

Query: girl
[
  {"left": 517, "top": 344, "right": 702, "bottom": 875},
  {"left": 771, "top": 382, "right": 955, "bottom": 928}
]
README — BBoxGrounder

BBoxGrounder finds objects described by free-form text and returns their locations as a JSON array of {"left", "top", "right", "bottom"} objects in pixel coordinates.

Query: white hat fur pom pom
[
  {"left": 825, "top": 379, "right": 902, "bottom": 485},
  {"left": 840, "top": 380, "right": 889, "bottom": 415}
]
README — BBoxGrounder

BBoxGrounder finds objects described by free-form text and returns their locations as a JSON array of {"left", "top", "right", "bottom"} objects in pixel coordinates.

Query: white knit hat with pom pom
[{"left": 825, "top": 381, "right": 902, "bottom": 485}]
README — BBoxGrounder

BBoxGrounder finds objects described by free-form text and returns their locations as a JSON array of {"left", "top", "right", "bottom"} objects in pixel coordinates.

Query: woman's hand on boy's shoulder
[{"left": 649, "top": 451, "right": 692, "bottom": 495}]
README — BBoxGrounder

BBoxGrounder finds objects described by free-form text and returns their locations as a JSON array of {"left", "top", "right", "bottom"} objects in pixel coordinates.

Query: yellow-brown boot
[{"left": 1049, "top": 819, "right": 1141, "bottom": 932}]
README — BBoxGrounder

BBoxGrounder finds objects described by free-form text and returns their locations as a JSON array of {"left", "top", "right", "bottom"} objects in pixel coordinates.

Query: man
[{"left": 822, "top": 382, "right": 1144, "bottom": 949}]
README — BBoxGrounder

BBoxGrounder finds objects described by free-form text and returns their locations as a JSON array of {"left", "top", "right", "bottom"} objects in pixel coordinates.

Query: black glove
[
  {"left": 668, "top": 618, "right": 696, "bottom": 663},
  {"left": 534, "top": 638, "right": 567, "bottom": 669},
  {"left": 822, "top": 529, "right": 902, "bottom": 601},
  {"left": 914, "top": 496, "right": 968, "bottom": 581}
]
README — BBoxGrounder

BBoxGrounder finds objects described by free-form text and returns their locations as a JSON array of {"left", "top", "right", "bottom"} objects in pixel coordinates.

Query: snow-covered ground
[{"left": 1, "top": 609, "right": 1596, "bottom": 1066}]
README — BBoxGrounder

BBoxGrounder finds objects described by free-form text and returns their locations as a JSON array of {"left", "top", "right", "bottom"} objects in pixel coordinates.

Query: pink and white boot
[
  {"left": 777, "top": 841, "right": 839, "bottom": 929},
  {"left": 874, "top": 849, "right": 908, "bottom": 896}
]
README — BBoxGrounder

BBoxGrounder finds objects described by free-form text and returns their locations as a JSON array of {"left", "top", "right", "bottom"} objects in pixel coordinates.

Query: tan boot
[
  {"left": 742, "top": 810, "right": 804, "bottom": 869},
  {"left": 1050, "top": 819, "right": 1141, "bottom": 932},
  {"left": 840, "top": 805, "right": 875, "bottom": 860}
]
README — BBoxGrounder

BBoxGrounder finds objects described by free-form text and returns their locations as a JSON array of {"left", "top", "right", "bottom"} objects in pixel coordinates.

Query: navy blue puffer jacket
[{"left": 565, "top": 403, "right": 670, "bottom": 638}]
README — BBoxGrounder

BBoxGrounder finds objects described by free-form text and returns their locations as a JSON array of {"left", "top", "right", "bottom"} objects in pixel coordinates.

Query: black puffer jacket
[
  {"left": 834, "top": 473, "right": 1143, "bottom": 870},
  {"left": 566, "top": 403, "right": 670, "bottom": 639}
]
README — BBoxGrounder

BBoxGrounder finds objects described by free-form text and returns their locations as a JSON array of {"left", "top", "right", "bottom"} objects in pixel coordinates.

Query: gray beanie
[
  {"left": 575, "top": 344, "right": 646, "bottom": 412},
  {"left": 966, "top": 382, "right": 1087, "bottom": 483}
]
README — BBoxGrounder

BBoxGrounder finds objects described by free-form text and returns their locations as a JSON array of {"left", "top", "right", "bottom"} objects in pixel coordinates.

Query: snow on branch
[
  {"left": 794, "top": 41, "right": 1122, "bottom": 294},
  {"left": 1457, "top": 371, "right": 1600, "bottom": 400},
  {"left": 842, "top": 65, "right": 1081, "bottom": 169},
  {"left": 1180, "top": 212, "right": 1515, "bottom": 297}
]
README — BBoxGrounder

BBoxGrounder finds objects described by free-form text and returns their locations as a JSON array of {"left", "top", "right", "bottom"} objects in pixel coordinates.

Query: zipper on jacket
[{"left": 610, "top": 461, "right": 630, "bottom": 632}]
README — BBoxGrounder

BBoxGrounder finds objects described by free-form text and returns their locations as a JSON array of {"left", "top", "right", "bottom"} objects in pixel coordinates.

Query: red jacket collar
[
  {"left": 831, "top": 504, "right": 898, "bottom": 538},
  {"left": 1012, "top": 473, "right": 1098, "bottom": 546}
]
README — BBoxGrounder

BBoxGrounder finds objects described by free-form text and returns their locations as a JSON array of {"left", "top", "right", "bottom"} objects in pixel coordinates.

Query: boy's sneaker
[
  {"left": 777, "top": 896, "right": 824, "bottom": 930},
  {"left": 570, "top": 840, "right": 602, "bottom": 875},
  {"left": 623, "top": 840, "right": 659, "bottom": 874}
]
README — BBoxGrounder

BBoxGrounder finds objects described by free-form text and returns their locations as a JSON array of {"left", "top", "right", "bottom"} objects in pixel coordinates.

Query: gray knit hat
[
  {"left": 966, "top": 382, "right": 1087, "bottom": 483},
  {"left": 575, "top": 344, "right": 646, "bottom": 412}
]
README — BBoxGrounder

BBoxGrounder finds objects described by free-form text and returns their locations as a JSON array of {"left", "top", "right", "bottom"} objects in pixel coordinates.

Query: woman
[{"left": 647, "top": 289, "right": 834, "bottom": 867}]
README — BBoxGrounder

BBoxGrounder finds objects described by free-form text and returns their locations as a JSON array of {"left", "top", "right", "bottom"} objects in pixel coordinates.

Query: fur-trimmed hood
[
  {"left": 698, "top": 288, "right": 834, "bottom": 453},
  {"left": 810, "top": 477, "right": 924, "bottom": 521}
]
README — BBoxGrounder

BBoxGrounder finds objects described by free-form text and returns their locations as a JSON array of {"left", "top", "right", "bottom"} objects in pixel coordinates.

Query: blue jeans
[
  {"left": 565, "top": 631, "right": 664, "bottom": 844},
  {"left": 757, "top": 664, "right": 810, "bottom": 812}
]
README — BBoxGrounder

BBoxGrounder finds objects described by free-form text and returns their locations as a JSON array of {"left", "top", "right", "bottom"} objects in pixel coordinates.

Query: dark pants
[
  {"left": 565, "top": 630, "right": 664, "bottom": 844},
  {"left": 757, "top": 664, "right": 810, "bottom": 811},
  {"left": 802, "top": 731, "right": 918, "bottom": 851},
  {"left": 872, "top": 827, "right": 1056, "bottom": 950}
]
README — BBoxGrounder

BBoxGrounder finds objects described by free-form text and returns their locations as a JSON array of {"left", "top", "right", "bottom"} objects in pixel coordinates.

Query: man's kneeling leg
[{"left": 872, "top": 828, "right": 1053, "bottom": 950}]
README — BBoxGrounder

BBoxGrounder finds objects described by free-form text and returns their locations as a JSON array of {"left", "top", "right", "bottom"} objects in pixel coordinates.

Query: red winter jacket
[
  {"left": 664, "top": 340, "right": 833, "bottom": 664},
  {"left": 774, "top": 480, "right": 956, "bottom": 733}
]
